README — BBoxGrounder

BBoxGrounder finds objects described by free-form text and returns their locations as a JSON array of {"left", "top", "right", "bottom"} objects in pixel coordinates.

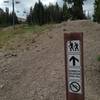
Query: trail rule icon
[
  {"left": 69, "top": 41, "right": 79, "bottom": 51},
  {"left": 70, "top": 82, "right": 80, "bottom": 93},
  {"left": 68, "top": 40, "right": 80, "bottom": 52},
  {"left": 69, "top": 56, "right": 79, "bottom": 66}
]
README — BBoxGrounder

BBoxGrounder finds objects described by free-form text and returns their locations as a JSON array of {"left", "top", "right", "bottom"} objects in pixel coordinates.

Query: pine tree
[
  {"left": 64, "top": 0, "right": 86, "bottom": 19},
  {"left": 9, "top": 12, "right": 19, "bottom": 25},
  {"left": 62, "top": 1, "right": 69, "bottom": 21},
  {"left": 0, "top": 7, "right": 19, "bottom": 27},
  {"left": 26, "top": 0, "right": 70, "bottom": 25},
  {"left": 93, "top": 0, "right": 100, "bottom": 22},
  {"left": 5, "top": 7, "right": 10, "bottom": 25},
  {"left": 27, "top": 7, "right": 33, "bottom": 25},
  {"left": 44, "top": 6, "right": 50, "bottom": 23},
  {"left": 31, "top": 0, "right": 45, "bottom": 25},
  {"left": 0, "top": 9, "right": 4, "bottom": 25},
  {"left": 54, "top": 2, "right": 63, "bottom": 23},
  {"left": 48, "top": 4, "right": 55, "bottom": 23}
]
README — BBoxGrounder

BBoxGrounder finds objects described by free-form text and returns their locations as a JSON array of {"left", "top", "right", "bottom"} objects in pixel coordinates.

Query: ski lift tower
[{"left": 4, "top": 0, "right": 20, "bottom": 30}]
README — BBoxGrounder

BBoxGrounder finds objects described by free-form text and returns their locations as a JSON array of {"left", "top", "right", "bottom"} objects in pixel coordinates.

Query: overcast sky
[{"left": 0, "top": 0, "right": 94, "bottom": 18}]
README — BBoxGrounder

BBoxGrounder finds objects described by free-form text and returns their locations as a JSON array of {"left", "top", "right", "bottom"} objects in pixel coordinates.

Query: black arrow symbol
[{"left": 69, "top": 56, "right": 79, "bottom": 66}]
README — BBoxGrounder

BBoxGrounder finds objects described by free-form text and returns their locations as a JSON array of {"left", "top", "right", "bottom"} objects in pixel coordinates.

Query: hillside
[{"left": 0, "top": 20, "right": 100, "bottom": 100}]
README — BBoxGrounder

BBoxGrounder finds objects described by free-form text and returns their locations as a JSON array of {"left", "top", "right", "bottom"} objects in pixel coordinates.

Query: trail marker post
[{"left": 64, "top": 33, "right": 84, "bottom": 100}]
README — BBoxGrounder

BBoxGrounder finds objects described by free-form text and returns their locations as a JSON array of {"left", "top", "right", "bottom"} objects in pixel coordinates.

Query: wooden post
[{"left": 64, "top": 33, "right": 84, "bottom": 100}]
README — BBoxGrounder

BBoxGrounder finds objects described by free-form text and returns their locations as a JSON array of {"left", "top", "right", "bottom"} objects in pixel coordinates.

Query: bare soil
[{"left": 0, "top": 20, "right": 100, "bottom": 100}]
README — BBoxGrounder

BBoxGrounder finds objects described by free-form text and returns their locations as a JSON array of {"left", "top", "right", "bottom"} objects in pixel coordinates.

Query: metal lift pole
[{"left": 12, "top": 0, "right": 15, "bottom": 30}]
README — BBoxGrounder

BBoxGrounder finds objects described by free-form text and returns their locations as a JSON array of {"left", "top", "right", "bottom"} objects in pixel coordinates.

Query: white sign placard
[{"left": 67, "top": 40, "right": 82, "bottom": 94}]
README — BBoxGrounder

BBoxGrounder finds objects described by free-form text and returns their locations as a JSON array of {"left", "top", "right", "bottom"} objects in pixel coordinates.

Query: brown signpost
[{"left": 64, "top": 33, "right": 84, "bottom": 100}]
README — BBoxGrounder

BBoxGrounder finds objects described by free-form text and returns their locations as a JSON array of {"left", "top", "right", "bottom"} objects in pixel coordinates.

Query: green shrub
[{"left": 97, "top": 55, "right": 100, "bottom": 61}]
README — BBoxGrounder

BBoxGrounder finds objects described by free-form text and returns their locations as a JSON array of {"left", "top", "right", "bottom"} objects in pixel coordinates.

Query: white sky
[{"left": 0, "top": 0, "right": 94, "bottom": 18}]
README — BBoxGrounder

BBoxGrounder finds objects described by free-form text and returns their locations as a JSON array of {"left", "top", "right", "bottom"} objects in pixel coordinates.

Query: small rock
[
  {"left": 17, "top": 44, "right": 21, "bottom": 47},
  {"left": 0, "top": 84, "right": 5, "bottom": 89},
  {"left": 31, "top": 39, "right": 36, "bottom": 43},
  {"left": 1, "top": 67, "right": 8, "bottom": 73},
  {"left": 48, "top": 36, "right": 53, "bottom": 39},
  {"left": 63, "top": 29, "right": 67, "bottom": 31},
  {"left": 26, "top": 46, "right": 30, "bottom": 50},
  {"left": 36, "top": 50, "right": 40, "bottom": 52},
  {"left": 11, "top": 53, "right": 17, "bottom": 57},
  {"left": 4, "top": 53, "right": 17, "bottom": 58},
  {"left": 35, "top": 45, "right": 38, "bottom": 48}
]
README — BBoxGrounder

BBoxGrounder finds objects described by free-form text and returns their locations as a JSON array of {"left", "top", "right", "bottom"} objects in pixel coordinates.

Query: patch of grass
[
  {"left": 97, "top": 55, "right": 100, "bottom": 61},
  {"left": 0, "top": 24, "right": 53, "bottom": 49}
]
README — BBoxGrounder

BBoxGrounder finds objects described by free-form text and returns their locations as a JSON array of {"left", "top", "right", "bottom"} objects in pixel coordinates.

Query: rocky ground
[{"left": 0, "top": 20, "right": 100, "bottom": 100}]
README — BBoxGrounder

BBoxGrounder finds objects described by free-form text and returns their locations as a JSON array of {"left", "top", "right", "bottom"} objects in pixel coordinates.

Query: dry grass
[{"left": 0, "top": 24, "right": 54, "bottom": 50}]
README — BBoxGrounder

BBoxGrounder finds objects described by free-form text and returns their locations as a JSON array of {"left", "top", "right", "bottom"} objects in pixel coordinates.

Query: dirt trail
[{"left": 0, "top": 20, "right": 100, "bottom": 100}]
